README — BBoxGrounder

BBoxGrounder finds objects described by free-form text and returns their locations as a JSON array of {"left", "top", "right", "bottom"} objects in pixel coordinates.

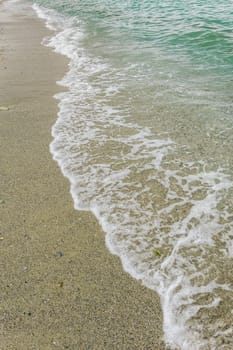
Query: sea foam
[{"left": 33, "top": 4, "right": 233, "bottom": 349}]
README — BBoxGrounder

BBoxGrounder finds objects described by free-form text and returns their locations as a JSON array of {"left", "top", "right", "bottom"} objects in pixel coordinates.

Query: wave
[{"left": 33, "top": 4, "right": 233, "bottom": 349}]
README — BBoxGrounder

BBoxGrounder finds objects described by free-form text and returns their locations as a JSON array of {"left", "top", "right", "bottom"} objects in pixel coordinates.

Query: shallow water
[{"left": 25, "top": 0, "right": 233, "bottom": 348}]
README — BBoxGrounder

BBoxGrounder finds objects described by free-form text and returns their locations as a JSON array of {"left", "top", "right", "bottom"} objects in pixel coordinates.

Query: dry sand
[{"left": 0, "top": 1, "right": 166, "bottom": 349}]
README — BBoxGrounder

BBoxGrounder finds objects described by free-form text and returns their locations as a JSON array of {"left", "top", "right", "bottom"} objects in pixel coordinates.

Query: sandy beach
[{"left": 0, "top": 1, "right": 166, "bottom": 349}]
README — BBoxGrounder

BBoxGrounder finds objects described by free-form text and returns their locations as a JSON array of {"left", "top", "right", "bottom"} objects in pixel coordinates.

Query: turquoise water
[
  {"left": 33, "top": 0, "right": 233, "bottom": 69},
  {"left": 31, "top": 0, "right": 233, "bottom": 349}
]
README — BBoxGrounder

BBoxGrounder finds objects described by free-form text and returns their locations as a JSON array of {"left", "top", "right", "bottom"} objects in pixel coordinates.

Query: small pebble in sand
[
  {"left": 58, "top": 281, "right": 64, "bottom": 288},
  {"left": 154, "top": 249, "right": 161, "bottom": 257},
  {"left": 0, "top": 106, "right": 9, "bottom": 111}
]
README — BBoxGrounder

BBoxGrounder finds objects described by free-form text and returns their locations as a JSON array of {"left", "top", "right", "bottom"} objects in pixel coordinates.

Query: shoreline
[{"left": 0, "top": 1, "right": 166, "bottom": 349}]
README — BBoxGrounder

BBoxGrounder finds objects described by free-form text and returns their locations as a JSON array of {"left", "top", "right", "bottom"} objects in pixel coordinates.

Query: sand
[{"left": 0, "top": 1, "right": 166, "bottom": 349}]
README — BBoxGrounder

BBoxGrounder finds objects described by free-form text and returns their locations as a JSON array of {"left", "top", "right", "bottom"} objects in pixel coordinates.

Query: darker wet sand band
[{"left": 0, "top": 2, "right": 166, "bottom": 349}]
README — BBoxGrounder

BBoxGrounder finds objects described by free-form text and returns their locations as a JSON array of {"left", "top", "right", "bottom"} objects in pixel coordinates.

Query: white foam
[{"left": 33, "top": 4, "right": 233, "bottom": 350}]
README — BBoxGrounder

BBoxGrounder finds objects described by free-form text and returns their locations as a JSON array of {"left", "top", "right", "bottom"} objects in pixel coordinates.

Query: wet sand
[{"left": 0, "top": 1, "right": 166, "bottom": 349}]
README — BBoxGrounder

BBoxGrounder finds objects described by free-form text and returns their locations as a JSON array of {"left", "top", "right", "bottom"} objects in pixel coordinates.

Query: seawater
[{"left": 25, "top": 0, "right": 233, "bottom": 348}]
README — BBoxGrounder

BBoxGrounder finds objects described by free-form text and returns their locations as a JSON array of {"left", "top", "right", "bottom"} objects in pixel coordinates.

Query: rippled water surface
[{"left": 28, "top": 0, "right": 233, "bottom": 348}]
